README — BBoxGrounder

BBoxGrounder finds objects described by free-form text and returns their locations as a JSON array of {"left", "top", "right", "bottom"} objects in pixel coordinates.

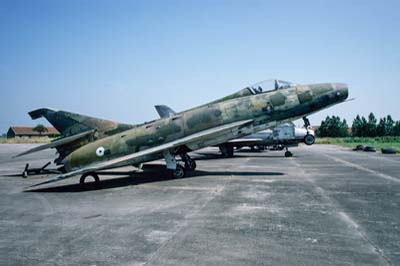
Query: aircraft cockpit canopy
[{"left": 246, "top": 79, "right": 296, "bottom": 95}]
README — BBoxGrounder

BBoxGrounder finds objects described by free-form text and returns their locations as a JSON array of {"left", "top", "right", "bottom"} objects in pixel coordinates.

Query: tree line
[{"left": 315, "top": 113, "right": 400, "bottom": 137}]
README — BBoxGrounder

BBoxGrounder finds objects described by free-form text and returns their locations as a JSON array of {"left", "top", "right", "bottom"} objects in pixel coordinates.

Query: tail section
[
  {"left": 22, "top": 108, "right": 134, "bottom": 162},
  {"left": 28, "top": 108, "right": 133, "bottom": 137}
]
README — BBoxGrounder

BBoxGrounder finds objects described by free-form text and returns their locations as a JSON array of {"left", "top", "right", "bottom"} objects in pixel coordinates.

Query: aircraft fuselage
[{"left": 64, "top": 83, "right": 348, "bottom": 171}]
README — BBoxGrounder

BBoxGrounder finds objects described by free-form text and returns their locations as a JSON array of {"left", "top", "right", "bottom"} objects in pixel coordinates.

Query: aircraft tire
[
  {"left": 172, "top": 164, "right": 186, "bottom": 178},
  {"left": 80, "top": 172, "right": 100, "bottom": 188},
  {"left": 381, "top": 148, "right": 397, "bottom": 154},
  {"left": 285, "top": 151, "right": 293, "bottom": 157},
  {"left": 304, "top": 134, "right": 315, "bottom": 145},
  {"left": 363, "top": 146, "right": 376, "bottom": 152},
  {"left": 353, "top": 145, "right": 364, "bottom": 151}
]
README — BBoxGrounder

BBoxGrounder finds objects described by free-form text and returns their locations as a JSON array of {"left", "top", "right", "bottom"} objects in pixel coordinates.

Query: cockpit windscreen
[{"left": 246, "top": 79, "right": 296, "bottom": 95}]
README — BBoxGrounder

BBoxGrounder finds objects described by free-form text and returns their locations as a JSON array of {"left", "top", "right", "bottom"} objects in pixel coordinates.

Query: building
[{"left": 7, "top": 126, "right": 60, "bottom": 138}]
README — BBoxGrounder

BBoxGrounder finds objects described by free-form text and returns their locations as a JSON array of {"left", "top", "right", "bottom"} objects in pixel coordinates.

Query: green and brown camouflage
[
  {"left": 29, "top": 108, "right": 134, "bottom": 137},
  {"left": 18, "top": 108, "right": 134, "bottom": 163},
  {"left": 63, "top": 81, "right": 348, "bottom": 171},
  {"left": 25, "top": 80, "right": 348, "bottom": 187}
]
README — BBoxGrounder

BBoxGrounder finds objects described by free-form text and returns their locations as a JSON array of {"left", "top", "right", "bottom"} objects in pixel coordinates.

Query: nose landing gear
[{"left": 302, "top": 116, "right": 315, "bottom": 146}]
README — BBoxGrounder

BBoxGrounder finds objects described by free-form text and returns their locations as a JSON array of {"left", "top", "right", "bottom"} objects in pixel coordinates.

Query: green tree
[
  {"left": 32, "top": 124, "right": 48, "bottom": 136},
  {"left": 351, "top": 115, "right": 362, "bottom": 137},
  {"left": 377, "top": 117, "right": 387, "bottom": 136},
  {"left": 340, "top": 119, "right": 350, "bottom": 137},
  {"left": 376, "top": 115, "right": 395, "bottom": 136},
  {"left": 366, "top": 112, "right": 377, "bottom": 137},
  {"left": 386, "top": 115, "right": 394, "bottom": 136},
  {"left": 360, "top": 116, "right": 368, "bottom": 137},
  {"left": 393, "top": 121, "right": 400, "bottom": 136},
  {"left": 316, "top": 116, "right": 349, "bottom": 137}
]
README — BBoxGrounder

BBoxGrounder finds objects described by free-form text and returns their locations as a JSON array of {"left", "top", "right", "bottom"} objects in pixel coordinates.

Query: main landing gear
[
  {"left": 78, "top": 150, "right": 197, "bottom": 188},
  {"left": 284, "top": 147, "right": 293, "bottom": 157},
  {"left": 181, "top": 153, "right": 197, "bottom": 171},
  {"left": 163, "top": 150, "right": 197, "bottom": 179}
]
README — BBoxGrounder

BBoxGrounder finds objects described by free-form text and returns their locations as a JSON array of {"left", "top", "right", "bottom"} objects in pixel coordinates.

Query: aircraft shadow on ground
[
  {"left": 25, "top": 165, "right": 285, "bottom": 193},
  {"left": 192, "top": 152, "right": 292, "bottom": 160}
]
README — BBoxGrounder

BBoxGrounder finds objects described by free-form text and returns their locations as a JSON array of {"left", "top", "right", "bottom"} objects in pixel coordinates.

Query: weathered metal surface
[
  {"left": 27, "top": 108, "right": 135, "bottom": 163},
  {"left": 23, "top": 80, "right": 348, "bottom": 187},
  {"left": 64, "top": 82, "right": 348, "bottom": 171}
]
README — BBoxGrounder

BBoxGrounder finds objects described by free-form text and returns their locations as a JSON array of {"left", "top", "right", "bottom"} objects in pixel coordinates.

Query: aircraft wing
[
  {"left": 28, "top": 119, "right": 253, "bottom": 188},
  {"left": 14, "top": 130, "right": 95, "bottom": 158}
]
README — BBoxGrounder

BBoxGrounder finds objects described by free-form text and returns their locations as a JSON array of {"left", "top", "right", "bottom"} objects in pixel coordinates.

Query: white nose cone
[{"left": 96, "top": 147, "right": 105, "bottom": 157}]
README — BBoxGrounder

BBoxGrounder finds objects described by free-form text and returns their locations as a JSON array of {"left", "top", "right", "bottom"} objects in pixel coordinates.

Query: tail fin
[
  {"left": 28, "top": 108, "right": 132, "bottom": 137},
  {"left": 29, "top": 108, "right": 56, "bottom": 120},
  {"left": 154, "top": 105, "right": 177, "bottom": 118}
]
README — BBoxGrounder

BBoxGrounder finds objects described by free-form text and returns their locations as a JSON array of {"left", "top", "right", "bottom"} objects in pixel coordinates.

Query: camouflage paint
[
  {"left": 65, "top": 82, "right": 348, "bottom": 171},
  {"left": 28, "top": 108, "right": 135, "bottom": 164}
]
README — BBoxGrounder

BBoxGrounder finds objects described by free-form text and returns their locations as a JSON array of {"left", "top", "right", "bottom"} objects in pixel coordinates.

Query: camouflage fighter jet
[{"left": 26, "top": 79, "right": 348, "bottom": 188}]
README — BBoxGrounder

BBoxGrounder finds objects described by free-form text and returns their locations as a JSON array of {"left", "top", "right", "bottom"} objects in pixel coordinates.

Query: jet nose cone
[{"left": 334, "top": 83, "right": 348, "bottom": 100}]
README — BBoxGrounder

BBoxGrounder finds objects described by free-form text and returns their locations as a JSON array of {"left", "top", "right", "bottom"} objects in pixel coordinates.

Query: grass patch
[
  {"left": 0, "top": 137, "right": 52, "bottom": 144},
  {"left": 316, "top": 137, "right": 400, "bottom": 153}
]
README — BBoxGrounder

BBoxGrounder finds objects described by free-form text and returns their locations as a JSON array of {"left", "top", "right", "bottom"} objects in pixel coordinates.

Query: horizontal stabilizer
[{"left": 14, "top": 130, "right": 95, "bottom": 158}]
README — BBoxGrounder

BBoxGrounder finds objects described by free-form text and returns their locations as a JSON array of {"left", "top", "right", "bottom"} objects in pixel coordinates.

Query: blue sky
[{"left": 1, "top": 0, "right": 399, "bottom": 133}]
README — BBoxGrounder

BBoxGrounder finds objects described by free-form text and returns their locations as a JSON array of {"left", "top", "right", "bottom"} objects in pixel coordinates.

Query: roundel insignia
[{"left": 96, "top": 147, "right": 105, "bottom": 157}]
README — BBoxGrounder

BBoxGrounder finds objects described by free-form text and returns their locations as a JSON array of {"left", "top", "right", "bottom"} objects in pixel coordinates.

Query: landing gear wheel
[
  {"left": 172, "top": 164, "right": 186, "bottom": 179},
  {"left": 80, "top": 172, "right": 100, "bottom": 189},
  {"left": 184, "top": 159, "right": 197, "bottom": 171},
  {"left": 285, "top": 151, "right": 293, "bottom": 157},
  {"left": 304, "top": 134, "right": 315, "bottom": 146}
]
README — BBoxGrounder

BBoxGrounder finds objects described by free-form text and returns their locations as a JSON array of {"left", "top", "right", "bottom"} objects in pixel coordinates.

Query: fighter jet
[
  {"left": 24, "top": 79, "right": 348, "bottom": 188},
  {"left": 218, "top": 123, "right": 315, "bottom": 158}
]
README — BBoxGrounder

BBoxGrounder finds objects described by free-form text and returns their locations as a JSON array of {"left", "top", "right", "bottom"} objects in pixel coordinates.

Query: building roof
[{"left": 8, "top": 126, "right": 60, "bottom": 136}]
